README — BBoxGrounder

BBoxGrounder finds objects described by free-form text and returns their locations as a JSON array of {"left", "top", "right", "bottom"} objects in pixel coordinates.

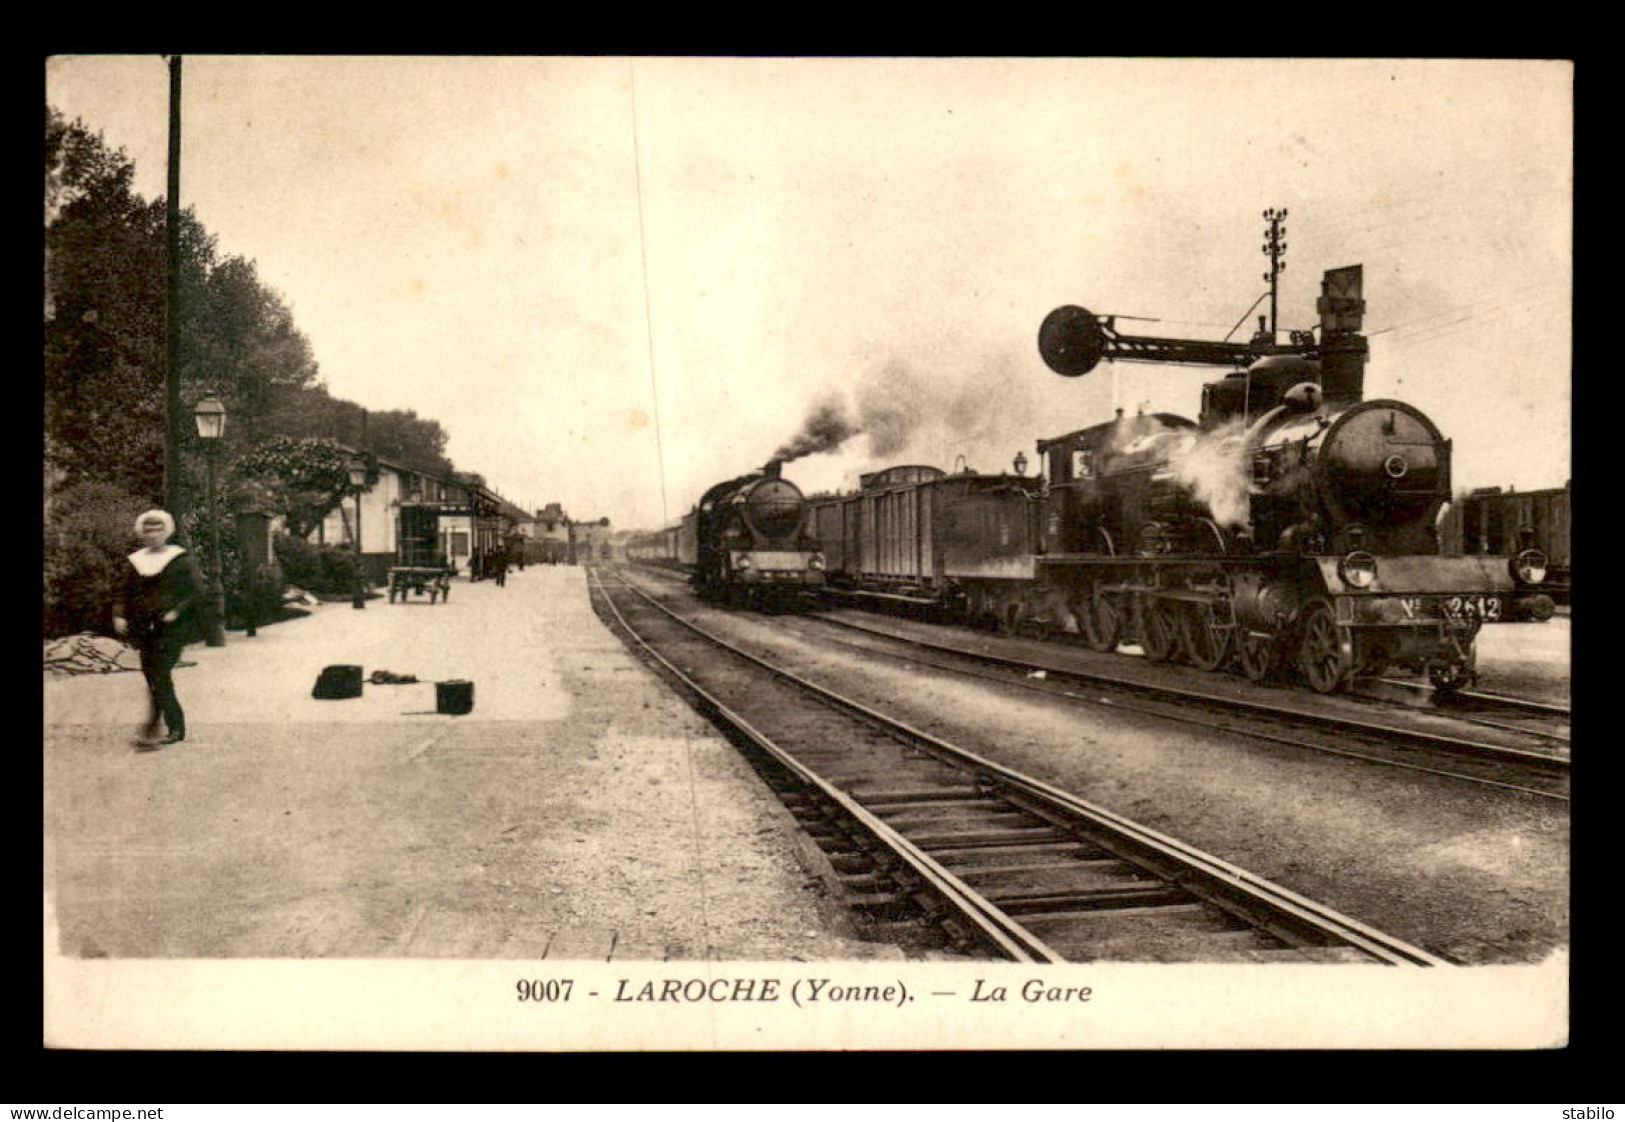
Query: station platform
[{"left": 42, "top": 564, "right": 892, "bottom": 962}]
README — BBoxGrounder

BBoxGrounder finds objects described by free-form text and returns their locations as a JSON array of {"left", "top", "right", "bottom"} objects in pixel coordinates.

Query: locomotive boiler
[{"left": 679, "top": 460, "right": 825, "bottom": 608}]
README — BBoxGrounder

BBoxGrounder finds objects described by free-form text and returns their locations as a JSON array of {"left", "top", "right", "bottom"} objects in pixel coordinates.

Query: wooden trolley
[{"left": 386, "top": 565, "right": 452, "bottom": 604}]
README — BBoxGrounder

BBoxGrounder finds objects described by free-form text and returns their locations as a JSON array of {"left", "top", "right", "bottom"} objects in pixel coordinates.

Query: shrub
[
  {"left": 43, "top": 480, "right": 154, "bottom": 638},
  {"left": 273, "top": 532, "right": 358, "bottom": 597},
  {"left": 271, "top": 531, "right": 322, "bottom": 591}
]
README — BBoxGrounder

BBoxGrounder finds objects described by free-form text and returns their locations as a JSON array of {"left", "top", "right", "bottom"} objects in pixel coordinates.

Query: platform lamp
[
  {"left": 193, "top": 392, "right": 228, "bottom": 647},
  {"left": 349, "top": 451, "right": 369, "bottom": 609},
  {"left": 1013, "top": 450, "right": 1029, "bottom": 477}
]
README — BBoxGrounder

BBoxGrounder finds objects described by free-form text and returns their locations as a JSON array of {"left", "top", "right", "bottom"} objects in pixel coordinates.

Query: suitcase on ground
[
  {"left": 436, "top": 679, "right": 474, "bottom": 715},
  {"left": 312, "top": 664, "right": 364, "bottom": 699}
]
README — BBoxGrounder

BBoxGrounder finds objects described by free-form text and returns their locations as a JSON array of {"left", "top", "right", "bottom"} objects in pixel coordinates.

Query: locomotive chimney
[
  {"left": 1317, "top": 265, "right": 1368, "bottom": 405},
  {"left": 763, "top": 459, "right": 783, "bottom": 479}
]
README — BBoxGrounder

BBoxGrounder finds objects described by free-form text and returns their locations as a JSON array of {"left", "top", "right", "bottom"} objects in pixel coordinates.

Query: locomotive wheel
[
  {"left": 1297, "top": 600, "right": 1354, "bottom": 694},
  {"left": 1236, "top": 631, "right": 1280, "bottom": 683},
  {"left": 1082, "top": 587, "right": 1126, "bottom": 652},
  {"left": 1180, "top": 602, "right": 1232, "bottom": 672},
  {"left": 1138, "top": 595, "right": 1181, "bottom": 663}
]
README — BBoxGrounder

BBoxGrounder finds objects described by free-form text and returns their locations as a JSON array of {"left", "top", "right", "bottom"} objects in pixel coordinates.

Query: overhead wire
[
  {"left": 629, "top": 61, "right": 670, "bottom": 529},
  {"left": 1382, "top": 292, "right": 1566, "bottom": 351},
  {"left": 1370, "top": 278, "right": 1567, "bottom": 340}
]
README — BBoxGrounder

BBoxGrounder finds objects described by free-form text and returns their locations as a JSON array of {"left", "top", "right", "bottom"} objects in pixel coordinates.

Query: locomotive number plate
[{"left": 1348, "top": 594, "right": 1504, "bottom": 625}]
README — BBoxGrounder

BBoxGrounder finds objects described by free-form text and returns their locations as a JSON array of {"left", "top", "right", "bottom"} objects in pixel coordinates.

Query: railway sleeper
[
  {"left": 950, "top": 856, "right": 1123, "bottom": 879},
  {"left": 844, "top": 891, "right": 909, "bottom": 913},
  {"left": 837, "top": 871, "right": 899, "bottom": 893},
  {"left": 851, "top": 785, "right": 986, "bottom": 805},
  {"left": 1018, "top": 901, "right": 1214, "bottom": 924},
  {"left": 965, "top": 864, "right": 1158, "bottom": 896},
  {"left": 991, "top": 885, "right": 1195, "bottom": 915},
  {"left": 880, "top": 808, "right": 1038, "bottom": 832},
  {"left": 911, "top": 826, "right": 1071, "bottom": 849},
  {"left": 797, "top": 822, "right": 852, "bottom": 841},
  {"left": 827, "top": 851, "right": 880, "bottom": 875},
  {"left": 787, "top": 804, "right": 846, "bottom": 827},
  {"left": 865, "top": 797, "right": 1006, "bottom": 815},
  {"left": 929, "top": 840, "right": 1114, "bottom": 865}
]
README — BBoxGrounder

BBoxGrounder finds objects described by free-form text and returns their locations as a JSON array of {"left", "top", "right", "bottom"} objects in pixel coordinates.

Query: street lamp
[
  {"left": 1013, "top": 450, "right": 1028, "bottom": 477},
  {"left": 193, "top": 392, "right": 228, "bottom": 647},
  {"left": 349, "top": 452, "right": 368, "bottom": 609}
]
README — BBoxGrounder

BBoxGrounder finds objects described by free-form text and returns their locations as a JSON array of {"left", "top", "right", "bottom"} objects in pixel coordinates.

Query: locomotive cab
[{"left": 1038, "top": 410, "right": 1203, "bottom": 556}]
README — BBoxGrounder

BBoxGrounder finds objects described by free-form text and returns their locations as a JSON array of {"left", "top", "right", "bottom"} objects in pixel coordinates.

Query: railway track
[
  {"left": 621, "top": 563, "right": 1568, "bottom": 799},
  {"left": 784, "top": 602, "right": 1570, "bottom": 803},
  {"left": 1362, "top": 678, "right": 1570, "bottom": 745},
  {"left": 590, "top": 567, "right": 1447, "bottom": 966}
]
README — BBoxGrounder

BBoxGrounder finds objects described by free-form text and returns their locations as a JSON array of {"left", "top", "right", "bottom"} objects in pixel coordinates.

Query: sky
[{"left": 45, "top": 56, "right": 1572, "bottom": 532}]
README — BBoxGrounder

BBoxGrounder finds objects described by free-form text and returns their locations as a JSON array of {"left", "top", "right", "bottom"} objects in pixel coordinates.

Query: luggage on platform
[
  {"left": 436, "top": 679, "right": 474, "bottom": 715},
  {"left": 312, "top": 664, "right": 364, "bottom": 700}
]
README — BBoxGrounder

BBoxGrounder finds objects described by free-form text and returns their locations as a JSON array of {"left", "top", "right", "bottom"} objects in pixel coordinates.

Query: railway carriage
[
  {"left": 810, "top": 464, "right": 1042, "bottom": 623},
  {"left": 626, "top": 525, "right": 681, "bottom": 567},
  {"left": 1439, "top": 483, "right": 1571, "bottom": 604}
]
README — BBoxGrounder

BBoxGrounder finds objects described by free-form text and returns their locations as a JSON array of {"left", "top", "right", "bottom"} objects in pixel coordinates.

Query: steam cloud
[
  {"left": 1114, "top": 415, "right": 1253, "bottom": 529},
  {"left": 1172, "top": 420, "right": 1251, "bottom": 529}
]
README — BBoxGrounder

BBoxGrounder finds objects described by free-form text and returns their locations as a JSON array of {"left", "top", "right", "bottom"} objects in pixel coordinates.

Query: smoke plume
[
  {"left": 770, "top": 345, "right": 1045, "bottom": 480},
  {"left": 772, "top": 393, "right": 859, "bottom": 463}
]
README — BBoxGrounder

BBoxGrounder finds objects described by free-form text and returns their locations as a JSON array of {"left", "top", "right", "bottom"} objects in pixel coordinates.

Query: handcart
[{"left": 387, "top": 566, "right": 452, "bottom": 604}]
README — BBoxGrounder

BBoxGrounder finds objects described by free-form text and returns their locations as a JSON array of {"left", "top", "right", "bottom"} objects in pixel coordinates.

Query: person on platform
[
  {"left": 493, "top": 548, "right": 508, "bottom": 587},
  {"left": 112, "top": 510, "right": 203, "bottom": 751}
]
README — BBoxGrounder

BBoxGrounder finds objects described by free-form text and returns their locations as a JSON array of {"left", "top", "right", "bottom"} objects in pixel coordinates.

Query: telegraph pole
[
  {"left": 165, "top": 55, "right": 184, "bottom": 516},
  {"left": 1261, "top": 207, "right": 1288, "bottom": 341}
]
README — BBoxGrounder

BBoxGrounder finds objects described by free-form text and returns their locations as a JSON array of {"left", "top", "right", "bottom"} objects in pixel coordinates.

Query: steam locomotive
[
  {"left": 812, "top": 264, "right": 1558, "bottom": 693},
  {"left": 641, "top": 461, "right": 826, "bottom": 608}
]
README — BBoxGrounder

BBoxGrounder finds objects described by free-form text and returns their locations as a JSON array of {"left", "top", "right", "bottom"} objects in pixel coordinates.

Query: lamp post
[
  {"left": 349, "top": 452, "right": 368, "bottom": 609},
  {"left": 193, "top": 392, "right": 228, "bottom": 647}
]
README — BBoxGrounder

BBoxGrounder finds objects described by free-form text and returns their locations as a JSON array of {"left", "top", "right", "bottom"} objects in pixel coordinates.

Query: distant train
[
  {"left": 626, "top": 525, "right": 681, "bottom": 568},
  {"left": 631, "top": 461, "right": 826, "bottom": 608},
  {"left": 809, "top": 264, "right": 1559, "bottom": 693}
]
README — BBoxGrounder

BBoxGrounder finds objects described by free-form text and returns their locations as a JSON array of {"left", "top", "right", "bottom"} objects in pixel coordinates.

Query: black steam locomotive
[
  {"left": 665, "top": 461, "right": 826, "bottom": 608},
  {"left": 812, "top": 264, "right": 1558, "bottom": 693}
]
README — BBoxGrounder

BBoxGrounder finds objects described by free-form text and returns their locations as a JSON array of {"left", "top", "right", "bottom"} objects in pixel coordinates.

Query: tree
[
  {"left": 44, "top": 108, "right": 166, "bottom": 503},
  {"left": 362, "top": 408, "right": 454, "bottom": 477},
  {"left": 232, "top": 436, "right": 377, "bottom": 540},
  {"left": 181, "top": 251, "right": 320, "bottom": 453}
]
